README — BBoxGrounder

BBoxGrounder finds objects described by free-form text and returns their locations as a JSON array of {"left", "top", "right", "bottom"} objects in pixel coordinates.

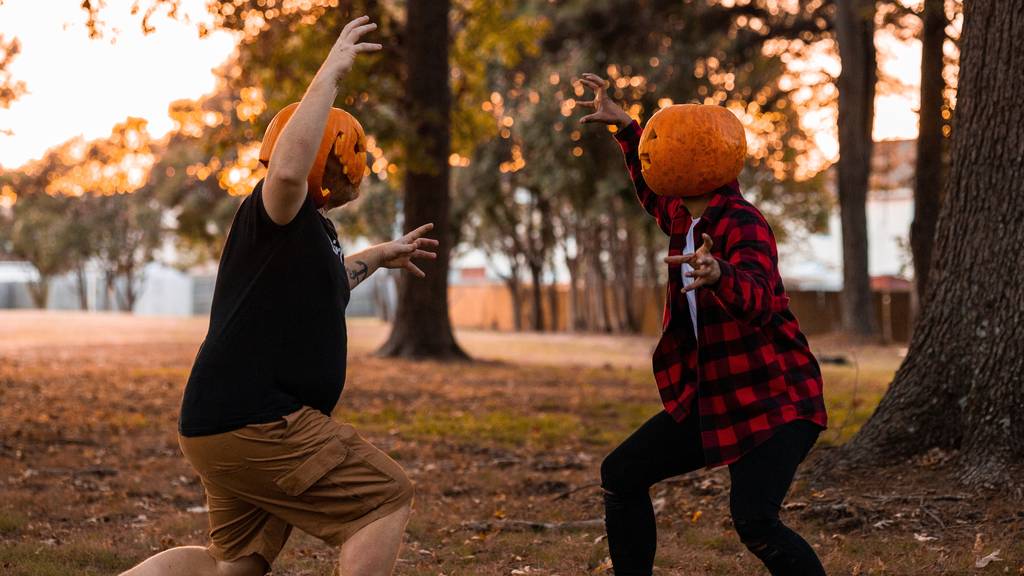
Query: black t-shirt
[{"left": 178, "top": 180, "right": 350, "bottom": 437}]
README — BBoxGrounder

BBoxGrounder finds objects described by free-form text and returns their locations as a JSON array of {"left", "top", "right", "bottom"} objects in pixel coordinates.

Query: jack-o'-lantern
[
  {"left": 638, "top": 104, "right": 746, "bottom": 197},
  {"left": 259, "top": 103, "right": 367, "bottom": 207}
]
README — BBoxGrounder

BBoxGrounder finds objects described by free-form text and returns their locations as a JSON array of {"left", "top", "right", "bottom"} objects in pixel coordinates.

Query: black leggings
[{"left": 601, "top": 411, "right": 826, "bottom": 576}]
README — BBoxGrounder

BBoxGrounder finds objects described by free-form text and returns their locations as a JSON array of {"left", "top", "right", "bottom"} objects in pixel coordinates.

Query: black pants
[{"left": 601, "top": 411, "right": 826, "bottom": 576}]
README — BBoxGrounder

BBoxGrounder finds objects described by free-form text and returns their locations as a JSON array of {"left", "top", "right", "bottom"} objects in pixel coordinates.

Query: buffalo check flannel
[{"left": 615, "top": 120, "right": 827, "bottom": 468}]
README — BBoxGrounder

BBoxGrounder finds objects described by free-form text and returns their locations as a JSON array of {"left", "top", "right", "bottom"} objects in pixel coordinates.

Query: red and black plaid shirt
[{"left": 615, "top": 120, "right": 827, "bottom": 468}]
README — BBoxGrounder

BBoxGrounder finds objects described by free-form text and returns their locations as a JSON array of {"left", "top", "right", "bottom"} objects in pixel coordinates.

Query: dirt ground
[{"left": 0, "top": 311, "right": 1020, "bottom": 575}]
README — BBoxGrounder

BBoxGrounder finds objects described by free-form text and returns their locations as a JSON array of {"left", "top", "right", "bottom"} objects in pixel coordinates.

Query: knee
[
  {"left": 600, "top": 452, "right": 639, "bottom": 497},
  {"left": 599, "top": 453, "right": 622, "bottom": 494},
  {"left": 215, "top": 554, "right": 269, "bottom": 576},
  {"left": 732, "top": 516, "right": 780, "bottom": 550}
]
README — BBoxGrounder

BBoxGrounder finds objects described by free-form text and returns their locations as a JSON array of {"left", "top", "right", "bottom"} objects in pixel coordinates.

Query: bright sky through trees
[
  {"left": 0, "top": 0, "right": 922, "bottom": 171},
  {"left": 0, "top": 0, "right": 235, "bottom": 169}
]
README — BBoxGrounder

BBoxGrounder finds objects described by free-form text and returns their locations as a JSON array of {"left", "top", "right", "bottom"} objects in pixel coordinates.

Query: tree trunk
[
  {"left": 833, "top": 0, "right": 1024, "bottom": 487},
  {"left": 378, "top": 0, "right": 467, "bottom": 359},
  {"left": 589, "top": 226, "right": 612, "bottom": 333},
  {"left": 835, "top": 0, "right": 878, "bottom": 337},
  {"left": 527, "top": 261, "right": 544, "bottom": 331},
  {"left": 118, "top": 268, "right": 140, "bottom": 313},
  {"left": 643, "top": 224, "right": 662, "bottom": 305},
  {"left": 505, "top": 274, "right": 523, "bottom": 332},
  {"left": 910, "top": 0, "right": 947, "bottom": 303},
  {"left": 27, "top": 278, "right": 48, "bottom": 309},
  {"left": 619, "top": 213, "right": 640, "bottom": 333},
  {"left": 545, "top": 257, "right": 561, "bottom": 332},
  {"left": 373, "top": 272, "right": 394, "bottom": 322},
  {"left": 565, "top": 252, "right": 582, "bottom": 331},
  {"left": 75, "top": 264, "right": 89, "bottom": 310}
]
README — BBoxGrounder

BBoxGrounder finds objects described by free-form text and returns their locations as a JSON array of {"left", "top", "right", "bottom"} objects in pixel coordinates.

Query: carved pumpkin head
[
  {"left": 638, "top": 104, "right": 747, "bottom": 197},
  {"left": 259, "top": 102, "right": 368, "bottom": 208}
]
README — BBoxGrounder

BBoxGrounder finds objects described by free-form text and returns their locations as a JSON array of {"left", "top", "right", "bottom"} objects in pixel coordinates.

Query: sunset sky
[
  {"left": 0, "top": 0, "right": 235, "bottom": 169},
  {"left": 0, "top": 0, "right": 923, "bottom": 171}
]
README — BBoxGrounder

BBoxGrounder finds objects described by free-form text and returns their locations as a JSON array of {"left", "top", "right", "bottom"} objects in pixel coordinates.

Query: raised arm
[
  {"left": 263, "top": 16, "right": 382, "bottom": 225},
  {"left": 575, "top": 73, "right": 680, "bottom": 235},
  {"left": 343, "top": 223, "right": 440, "bottom": 290}
]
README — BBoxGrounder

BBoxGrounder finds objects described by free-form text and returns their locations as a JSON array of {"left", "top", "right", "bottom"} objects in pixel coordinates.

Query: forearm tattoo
[{"left": 347, "top": 259, "right": 370, "bottom": 287}]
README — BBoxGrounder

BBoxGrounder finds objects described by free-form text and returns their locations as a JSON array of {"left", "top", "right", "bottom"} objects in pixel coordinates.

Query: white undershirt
[{"left": 682, "top": 217, "right": 701, "bottom": 340}]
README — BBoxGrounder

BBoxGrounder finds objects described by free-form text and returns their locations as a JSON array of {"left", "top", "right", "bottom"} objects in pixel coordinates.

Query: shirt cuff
[
  {"left": 711, "top": 258, "right": 736, "bottom": 300},
  {"left": 612, "top": 119, "right": 642, "bottom": 143}
]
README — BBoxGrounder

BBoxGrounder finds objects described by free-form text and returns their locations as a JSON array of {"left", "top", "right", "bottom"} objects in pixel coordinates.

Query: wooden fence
[{"left": 449, "top": 282, "right": 915, "bottom": 343}]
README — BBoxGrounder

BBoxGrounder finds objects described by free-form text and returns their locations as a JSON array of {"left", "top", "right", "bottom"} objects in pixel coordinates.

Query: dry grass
[{"left": 0, "top": 311, "right": 1020, "bottom": 575}]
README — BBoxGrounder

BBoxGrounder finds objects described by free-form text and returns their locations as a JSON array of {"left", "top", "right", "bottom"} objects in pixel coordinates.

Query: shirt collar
[{"left": 689, "top": 181, "right": 739, "bottom": 226}]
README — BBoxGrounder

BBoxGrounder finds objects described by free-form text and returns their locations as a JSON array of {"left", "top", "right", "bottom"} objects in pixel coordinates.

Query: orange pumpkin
[
  {"left": 258, "top": 102, "right": 368, "bottom": 207},
  {"left": 638, "top": 104, "right": 747, "bottom": 197}
]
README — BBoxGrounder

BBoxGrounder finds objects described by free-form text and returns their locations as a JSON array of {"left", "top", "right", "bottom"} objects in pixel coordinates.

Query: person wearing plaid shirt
[{"left": 577, "top": 73, "right": 828, "bottom": 576}]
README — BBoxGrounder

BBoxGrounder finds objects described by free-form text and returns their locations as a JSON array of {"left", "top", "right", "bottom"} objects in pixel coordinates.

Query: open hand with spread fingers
[
  {"left": 381, "top": 223, "right": 440, "bottom": 278},
  {"left": 323, "top": 15, "right": 383, "bottom": 83},
  {"left": 665, "top": 233, "right": 721, "bottom": 292},
  {"left": 574, "top": 73, "right": 634, "bottom": 128}
]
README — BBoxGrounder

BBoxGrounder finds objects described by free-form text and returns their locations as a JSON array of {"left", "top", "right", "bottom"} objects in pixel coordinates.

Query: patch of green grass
[
  {"left": 580, "top": 400, "right": 662, "bottom": 446},
  {"left": 339, "top": 407, "right": 582, "bottom": 448},
  {"left": 0, "top": 542, "right": 133, "bottom": 576},
  {"left": 340, "top": 396, "right": 662, "bottom": 450},
  {"left": 0, "top": 511, "right": 26, "bottom": 535},
  {"left": 819, "top": 365, "right": 890, "bottom": 446}
]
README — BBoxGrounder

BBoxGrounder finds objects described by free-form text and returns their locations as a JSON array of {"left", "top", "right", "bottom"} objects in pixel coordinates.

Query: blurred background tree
[
  {"left": 0, "top": 33, "right": 26, "bottom": 127},
  {"left": 16, "top": 0, "right": 951, "bottom": 343}
]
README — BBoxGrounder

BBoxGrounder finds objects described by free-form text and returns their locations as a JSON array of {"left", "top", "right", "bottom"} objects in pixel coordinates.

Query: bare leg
[
  {"left": 338, "top": 502, "right": 413, "bottom": 576},
  {"left": 119, "top": 546, "right": 267, "bottom": 576}
]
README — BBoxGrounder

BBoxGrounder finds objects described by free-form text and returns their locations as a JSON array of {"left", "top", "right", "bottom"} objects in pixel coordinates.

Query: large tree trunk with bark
[
  {"left": 910, "top": 0, "right": 947, "bottom": 302},
  {"left": 378, "top": 0, "right": 467, "bottom": 359},
  {"left": 833, "top": 0, "right": 1024, "bottom": 487},
  {"left": 835, "top": 0, "right": 878, "bottom": 337}
]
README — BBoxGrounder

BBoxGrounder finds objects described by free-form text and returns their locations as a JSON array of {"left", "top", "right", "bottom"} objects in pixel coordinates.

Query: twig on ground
[
  {"left": 460, "top": 518, "right": 604, "bottom": 533},
  {"left": 551, "top": 481, "right": 601, "bottom": 501}
]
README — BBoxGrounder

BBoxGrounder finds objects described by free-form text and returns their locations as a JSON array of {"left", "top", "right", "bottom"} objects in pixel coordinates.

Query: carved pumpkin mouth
[{"left": 639, "top": 150, "right": 652, "bottom": 172}]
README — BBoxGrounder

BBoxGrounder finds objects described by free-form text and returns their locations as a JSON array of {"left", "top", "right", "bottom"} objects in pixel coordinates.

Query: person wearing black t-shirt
[{"left": 121, "top": 15, "right": 434, "bottom": 576}]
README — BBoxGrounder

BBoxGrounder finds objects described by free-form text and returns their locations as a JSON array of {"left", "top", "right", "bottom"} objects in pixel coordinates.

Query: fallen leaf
[{"left": 975, "top": 550, "right": 1002, "bottom": 569}]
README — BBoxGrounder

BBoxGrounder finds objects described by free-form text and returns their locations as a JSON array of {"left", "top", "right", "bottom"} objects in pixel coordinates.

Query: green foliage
[
  {"left": 3, "top": 150, "right": 81, "bottom": 307},
  {"left": 0, "top": 541, "right": 133, "bottom": 576},
  {"left": 1, "top": 120, "right": 165, "bottom": 309},
  {"left": 69, "top": 0, "right": 838, "bottom": 324}
]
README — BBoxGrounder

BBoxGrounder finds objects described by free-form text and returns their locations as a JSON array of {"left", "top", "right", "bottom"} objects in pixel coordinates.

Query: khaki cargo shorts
[{"left": 178, "top": 406, "right": 413, "bottom": 564}]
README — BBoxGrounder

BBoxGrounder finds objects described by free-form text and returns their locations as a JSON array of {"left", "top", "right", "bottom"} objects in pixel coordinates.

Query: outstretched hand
[
  {"left": 665, "top": 233, "right": 721, "bottom": 292},
  {"left": 574, "top": 73, "right": 633, "bottom": 128},
  {"left": 323, "top": 15, "right": 382, "bottom": 82},
  {"left": 381, "top": 223, "right": 439, "bottom": 278}
]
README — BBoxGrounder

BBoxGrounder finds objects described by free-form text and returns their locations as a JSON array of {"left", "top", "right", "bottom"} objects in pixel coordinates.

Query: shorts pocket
[{"left": 274, "top": 437, "right": 350, "bottom": 497}]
